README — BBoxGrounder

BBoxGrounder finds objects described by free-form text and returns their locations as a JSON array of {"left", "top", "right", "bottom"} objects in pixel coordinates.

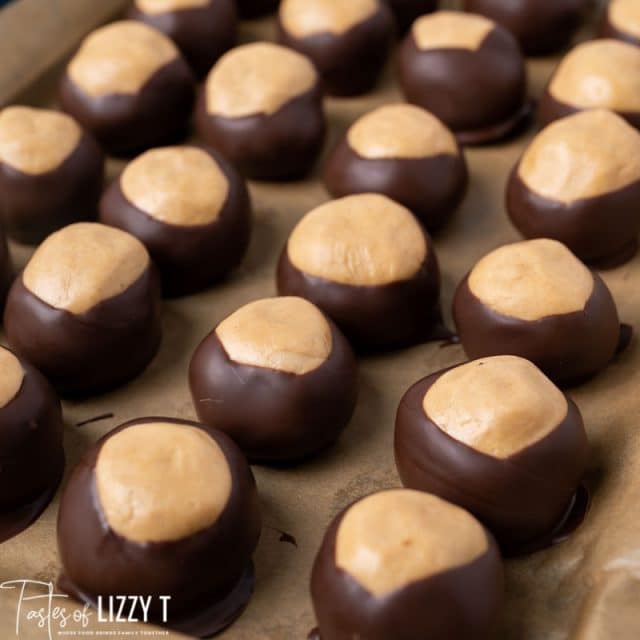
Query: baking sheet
[{"left": 1, "top": 1, "right": 640, "bottom": 639}]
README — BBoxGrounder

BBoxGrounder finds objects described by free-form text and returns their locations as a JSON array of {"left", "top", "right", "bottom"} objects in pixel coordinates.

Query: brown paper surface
[{"left": 1, "top": 1, "right": 639, "bottom": 639}]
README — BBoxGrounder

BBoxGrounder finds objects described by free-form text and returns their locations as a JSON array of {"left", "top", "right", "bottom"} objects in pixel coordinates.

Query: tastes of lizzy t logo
[{"left": 0, "top": 580, "right": 171, "bottom": 639}]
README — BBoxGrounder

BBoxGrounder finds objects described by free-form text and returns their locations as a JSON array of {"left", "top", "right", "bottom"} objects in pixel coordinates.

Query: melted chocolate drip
[{"left": 76, "top": 413, "right": 114, "bottom": 427}]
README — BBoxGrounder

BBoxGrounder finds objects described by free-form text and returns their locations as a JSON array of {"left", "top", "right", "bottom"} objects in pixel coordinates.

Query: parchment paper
[{"left": 1, "top": 1, "right": 639, "bottom": 639}]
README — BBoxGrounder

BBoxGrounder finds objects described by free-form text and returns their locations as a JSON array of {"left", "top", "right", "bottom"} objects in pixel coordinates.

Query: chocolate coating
[
  {"left": 601, "top": 21, "right": 640, "bottom": 48},
  {"left": 0, "top": 230, "right": 12, "bottom": 310},
  {"left": 3, "top": 253, "right": 162, "bottom": 396},
  {"left": 394, "top": 365, "right": 589, "bottom": 547},
  {"left": 189, "top": 309, "right": 357, "bottom": 462},
  {"left": 99, "top": 147, "right": 251, "bottom": 297},
  {"left": 59, "top": 60, "right": 195, "bottom": 156},
  {"left": 463, "top": 0, "right": 587, "bottom": 55},
  {"left": 277, "top": 2, "right": 395, "bottom": 97},
  {"left": 537, "top": 96, "right": 586, "bottom": 131},
  {"left": 384, "top": 0, "right": 438, "bottom": 34},
  {"left": 538, "top": 40, "right": 640, "bottom": 131},
  {"left": 398, "top": 13, "right": 529, "bottom": 144},
  {"left": 0, "top": 348, "right": 64, "bottom": 541},
  {"left": 0, "top": 126, "right": 104, "bottom": 245},
  {"left": 236, "top": 0, "right": 279, "bottom": 19},
  {"left": 508, "top": 110, "right": 640, "bottom": 267},
  {"left": 324, "top": 107, "right": 468, "bottom": 231},
  {"left": 127, "top": 0, "right": 238, "bottom": 78},
  {"left": 196, "top": 79, "right": 325, "bottom": 181},
  {"left": 59, "top": 21, "right": 195, "bottom": 155},
  {"left": 57, "top": 418, "right": 261, "bottom": 636},
  {"left": 453, "top": 266, "right": 621, "bottom": 385},
  {"left": 508, "top": 175, "right": 640, "bottom": 269},
  {"left": 277, "top": 222, "right": 443, "bottom": 351},
  {"left": 311, "top": 492, "right": 503, "bottom": 640},
  {"left": 602, "top": 0, "right": 640, "bottom": 47}
]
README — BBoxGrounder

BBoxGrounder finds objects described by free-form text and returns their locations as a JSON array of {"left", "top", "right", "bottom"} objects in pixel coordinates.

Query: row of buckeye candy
[
  {"left": 4, "top": 2, "right": 595, "bottom": 168},
  {"left": 3, "top": 99, "right": 640, "bottom": 275},
  {"left": 52, "top": 3, "right": 640, "bottom": 162},
  {"left": 49, "top": 8, "right": 529, "bottom": 159},
  {"left": 0, "top": 205, "right": 624, "bottom": 528},
  {"left": 6, "top": 4, "right": 640, "bottom": 212},
  {"left": 0, "top": 347, "right": 587, "bottom": 639},
  {"left": 124, "top": 0, "right": 427, "bottom": 82},
  {"left": 0, "top": 189, "right": 627, "bottom": 399},
  {"left": 124, "top": 0, "right": 599, "bottom": 89},
  {"left": 83, "top": 0, "right": 609, "bottom": 91}
]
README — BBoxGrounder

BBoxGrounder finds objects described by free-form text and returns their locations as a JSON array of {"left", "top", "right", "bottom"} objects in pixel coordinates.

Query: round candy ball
[
  {"left": 3, "top": 222, "right": 162, "bottom": 395},
  {"left": 453, "top": 238, "right": 621, "bottom": 385},
  {"left": 601, "top": 0, "right": 640, "bottom": 47},
  {"left": 277, "top": 0, "right": 395, "bottom": 96},
  {"left": 196, "top": 42, "right": 326, "bottom": 180},
  {"left": 0, "top": 346, "right": 64, "bottom": 541},
  {"left": 395, "top": 355, "right": 589, "bottom": 548},
  {"left": 277, "top": 193, "right": 443, "bottom": 350},
  {"left": 127, "top": 0, "right": 238, "bottom": 78},
  {"left": 311, "top": 489, "right": 503, "bottom": 640},
  {"left": 463, "top": 0, "right": 587, "bottom": 55},
  {"left": 324, "top": 103, "right": 467, "bottom": 230},
  {"left": 507, "top": 109, "right": 640, "bottom": 268},
  {"left": 57, "top": 418, "right": 261, "bottom": 636},
  {"left": 236, "top": 0, "right": 280, "bottom": 19},
  {"left": 398, "top": 11, "right": 529, "bottom": 144},
  {"left": 59, "top": 21, "right": 195, "bottom": 156},
  {"left": 190, "top": 296, "right": 358, "bottom": 462},
  {"left": 538, "top": 39, "right": 640, "bottom": 130},
  {"left": 100, "top": 145, "right": 251, "bottom": 297},
  {"left": 0, "top": 106, "right": 104, "bottom": 245},
  {"left": 384, "top": 0, "right": 438, "bottom": 34}
]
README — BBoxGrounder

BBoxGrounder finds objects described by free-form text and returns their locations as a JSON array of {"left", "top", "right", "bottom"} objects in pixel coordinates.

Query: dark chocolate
[
  {"left": 236, "top": 0, "right": 279, "bottom": 19},
  {"left": 537, "top": 88, "right": 640, "bottom": 131},
  {"left": 507, "top": 169, "right": 640, "bottom": 268},
  {"left": 0, "top": 350, "right": 65, "bottom": 543},
  {"left": 195, "top": 84, "right": 326, "bottom": 181},
  {"left": 189, "top": 320, "right": 358, "bottom": 463},
  {"left": 99, "top": 148, "right": 252, "bottom": 297},
  {"left": 452, "top": 273, "right": 621, "bottom": 385},
  {"left": 502, "top": 482, "right": 590, "bottom": 557},
  {"left": 60, "top": 564, "right": 255, "bottom": 639},
  {"left": 127, "top": 0, "right": 238, "bottom": 78},
  {"left": 57, "top": 418, "right": 261, "bottom": 637},
  {"left": 463, "top": 0, "right": 587, "bottom": 55},
  {"left": 276, "top": 4, "right": 395, "bottom": 97},
  {"left": 601, "top": 12, "right": 640, "bottom": 48},
  {"left": 384, "top": 0, "right": 438, "bottom": 34},
  {"left": 3, "top": 266, "right": 162, "bottom": 396},
  {"left": 0, "top": 131, "right": 104, "bottom": 245},
  {"left": 398, "top": 24, "right": 529, "bottom": 144},
  {"left": 310, "top": 498, "right": 503, "bottom": 640},
  {"left": 617, "top": 323, "right": 634, "bottom": 356},
  {"left": 75, "top": 413, "right": 114, "bottom": 427},
  {"left": 323, "top": 138, "right": 468, "bottom": 231},
  {"left": 59, "top": 58, "right": 195, "bottom": 157},
  {"left": 454, "top": 100, "right": 532, "bottom": 146},
  {"left": 0, "top": 230, "right": 12, "bottom": 310},
  {"left": 276, "top": 233, "right": 445, "bottom": 351},
  {"left": 394, "top": 368, "right": 589, "bottom": 548},
  {"left": 0, "top": 482, "right": 61, "bottom": 545}
]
